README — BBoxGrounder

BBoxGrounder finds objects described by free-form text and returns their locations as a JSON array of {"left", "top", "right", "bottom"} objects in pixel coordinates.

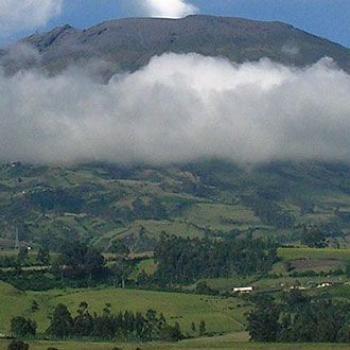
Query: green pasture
[
  {"left": 0, "top": 282, "right": 246, "bottom": 336},
  {"left": 1, "top": 332, "right": 349, "bottom": 350},
  {"left": 278, "top": 247, "right": 350, "bottom": 262}
]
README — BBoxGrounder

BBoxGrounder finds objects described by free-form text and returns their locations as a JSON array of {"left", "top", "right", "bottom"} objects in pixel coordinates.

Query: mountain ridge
[{"left": 1, "top": 15, "right": 349, "bottom": 76}]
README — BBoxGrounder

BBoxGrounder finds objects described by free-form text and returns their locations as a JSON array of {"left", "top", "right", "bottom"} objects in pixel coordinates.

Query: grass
[
  {"left": 1, "top": 333, "right": 350, "bottom": 350},
  {"left": 278, "top": 247, "right": 350, "bottom": 262},
  {"left": 130, "top": 259, "right": 158, "bottom": 280},
  {"left": 118, "top": 220, "right": 204, "bottom": 240},
  {"left": 0, "top": 282, "right": 247, "bottom": 336},
  {"left": 54, "top": 289, "right": 246, "bottom": 335},
  {"left": 183, "top": 203, "right": 261, "bottom": 232}
]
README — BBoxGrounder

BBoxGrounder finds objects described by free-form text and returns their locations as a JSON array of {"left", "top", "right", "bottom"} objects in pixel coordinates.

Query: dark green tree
[
  {"left": 17, "top": 248, "right": 28, "bottom": 264},
  {"left": 73, "top": 302, "right": 94, "bottom": 337},
  {"left": 199, "top": 320, "right": 206, "bottom": 336},
  {"left": 36, "top": 247, "right": 50, "bottom": 265},
  {"left": 31, "top": 300, "right": 39, "bottom": 313},
  {"left": 301, "top": 225, "right": 326, "bottom": 248},
  {"left": 10, "top": 317, "right": 37, "bottom": 337},
  {"left": 47, "top": 304, "right": 73, "bottom": 338},
  {"left": 247, "top": 297, "right": 280, "bottom": 342},
  {"left": 109, "top": 240, "right": 130, "bottom": 257},
  {"left": 55, "top": 241, "right": 106, "bottom": 281}
]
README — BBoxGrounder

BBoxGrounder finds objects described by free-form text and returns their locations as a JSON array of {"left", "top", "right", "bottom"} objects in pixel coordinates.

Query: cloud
[
  {"left": 139, "top": 0, "right": 198, "bottom": 18},
  {"left": 0, "top": 53, "right": 350, "bottom": 165},
  {"left": 0, "top": 0, "right": 63, "bottom": 35}
]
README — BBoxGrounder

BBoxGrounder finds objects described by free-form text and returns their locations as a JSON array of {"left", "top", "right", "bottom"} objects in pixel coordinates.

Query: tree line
[
  {"left": 154, "top": 234, "right": 278, "bottom": 284},
  {"left": 247, "top": 290, "right": 350, "bottom": 343},
  {"left": 11, "top": 302, "right": 183, "bottom": 342}
]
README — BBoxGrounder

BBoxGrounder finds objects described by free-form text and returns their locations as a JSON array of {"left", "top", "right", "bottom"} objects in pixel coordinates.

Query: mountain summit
[{"left": 1, "top": 15, "right": 350, "bottom": 75}]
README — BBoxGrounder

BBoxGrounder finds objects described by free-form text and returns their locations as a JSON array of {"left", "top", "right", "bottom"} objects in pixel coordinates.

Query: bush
[
  {"left": 7, "top": 340, "right": 29, "bottom": 350},
  {"left": 10, "top": 317, "right": 37, "bottom": 337}
]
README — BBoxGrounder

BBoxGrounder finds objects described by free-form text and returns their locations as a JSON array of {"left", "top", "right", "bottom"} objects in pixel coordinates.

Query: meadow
[
  {"left": 0, "top": 282, "right": 247, "bottom": 336},
  {"left": 278, "top": 247, "right": 350, "bottom": 262},
  {"left": 1, "top": 334, "right": 350, "bottom": 350}
]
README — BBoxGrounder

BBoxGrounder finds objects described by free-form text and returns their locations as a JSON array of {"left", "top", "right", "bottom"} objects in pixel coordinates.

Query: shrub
[{"left": 7, "top": 340, "right": 29, "bottom": 350}]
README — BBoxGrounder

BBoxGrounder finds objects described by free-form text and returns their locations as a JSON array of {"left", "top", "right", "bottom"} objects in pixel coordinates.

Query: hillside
[
  {"left": 1, "top": 15, "right": 350, "bottom": 76},
  {"left": 1, "top": 160, "right": 350, "bottom": 251}
]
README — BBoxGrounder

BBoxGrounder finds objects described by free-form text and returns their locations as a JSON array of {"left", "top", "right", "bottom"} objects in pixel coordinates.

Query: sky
[{"left": 0, "top": 0, "right": 349, "bottom": 47}]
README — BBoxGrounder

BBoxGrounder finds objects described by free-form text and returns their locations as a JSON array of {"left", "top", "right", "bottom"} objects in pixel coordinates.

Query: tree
[
  {"left": 47, "top": 304, "right": 73, "bottom": 338},
  {"left": 31, "top": 300, "right": 39, "bottom": 313},
  {"left": 111, "top": 259, "right": 133, "bottom": 289},
  {"left": 199, "top": 320, "right": 206, "bottom": 336},
  {"left": 109, "top": 240, "right": 130, "bottom": 257},
  {"left": 73, "top": 302, "right": 93, "bottom": 337},
  {"left": 301, "top": 225, "right": 326, "bottom": 248},
  {"left": 91, "top": 303, "right": 118, "bottom": 340},
  {"left": 247, "top": 297, "right": 280, "bottom": 342},
  {"left": 137, "top": 270, "right": 151, "bottom": 286},
  {"left": 36, "top": 247, "right": 50, "bottom": 265},
  {"left": 160, "top": 321, "right": 183, "bottom": 341},
  {"left": 55, "top": 241, "right": 106, "bottom": 281},
  {"left": 171, "top": 322, "right": 183, "bottom": 341},
  {"left": 10, "top": 317, "right": 37, "bottom": 337},
  {"left": 154, "top": 234, "right": 277, "bottom": 284},
  {"left": 17, "top": 247, "right": 28, "bottom": 264},
  {"left": 195, "top": 281, "right": 216, "bottom": 295}
]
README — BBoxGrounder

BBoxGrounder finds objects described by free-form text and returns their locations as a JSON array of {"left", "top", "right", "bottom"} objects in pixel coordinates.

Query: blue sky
[{"left": 1, "top": 0, "right": 350, "bottom": 47}]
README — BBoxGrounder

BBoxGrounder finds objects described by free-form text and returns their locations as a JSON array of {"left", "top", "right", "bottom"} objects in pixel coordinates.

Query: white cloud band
[{"left": 0, "top": 53, "right": 349, "bottom": 165}]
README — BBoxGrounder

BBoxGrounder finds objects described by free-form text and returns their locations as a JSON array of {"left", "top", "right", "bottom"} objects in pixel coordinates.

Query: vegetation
[
  {"left": 10, "top": 317, "right": 37, "bottom": 337},
  {"left": 154, "top": 234, "right": 277, "bottom": 284},
  {"left": 2, "top": 161, "right": 350, "bottom": 348},
  {"left": 247, "top": 291, "right": 350, "bottom": 343},
  {"left": 0, "top": 282, "right": 245, "bottom": 336},
  {"left": 2, "top": 336, "right": 350, "bottom": 350},
  {"left": 2, "top": 160, "right": 350, "bottom": 253},
  {"left": 44, "top": 302, "right": 183, "bottom": 341},
  {"left": 7, "top": 341, "right": 29, "bottom": 350}
]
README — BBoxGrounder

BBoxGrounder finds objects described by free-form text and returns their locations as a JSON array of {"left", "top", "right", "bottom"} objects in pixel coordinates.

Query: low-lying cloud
[
  {"left": 0, "top": 0, "right": 63, "bottom": 35},
  {"left": 1, "top": 52, "right": 350, "bottom": 165},
  {"left": 139, "top": 0, "right": 198, "bottom": 18}
]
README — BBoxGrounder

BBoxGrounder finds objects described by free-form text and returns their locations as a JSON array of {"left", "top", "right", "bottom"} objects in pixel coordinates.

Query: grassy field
[
  {"left": 278, "top": 247, "right": 350, "bottom": 262},
  {"left": 1, "top": 333, "right": 349, "bottom": 350},
  {"left": 0, "top": 282, "right": 247, "bottom": 336},
  {"left": 183, "top": 203, "right": 262, "bottom": 232},
  {"left": 130, "top": 259, "right": 158, "bottom": 280}
]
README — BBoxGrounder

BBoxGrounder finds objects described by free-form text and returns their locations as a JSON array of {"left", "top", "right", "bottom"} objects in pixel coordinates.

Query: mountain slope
[
  {"left": 1, "top": 160, "right": 350, "bottom": 251},
  {"left": 1, "top": 15, "right": 350, "bottom": 75}
]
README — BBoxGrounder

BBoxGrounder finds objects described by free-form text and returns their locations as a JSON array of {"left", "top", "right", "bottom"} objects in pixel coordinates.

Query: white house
[
  {"left": 317, "top": 282, "right": 334, "bottom": 288},
  {"left": 233, "top": 286, "right": 254, "bottom": 294}
]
